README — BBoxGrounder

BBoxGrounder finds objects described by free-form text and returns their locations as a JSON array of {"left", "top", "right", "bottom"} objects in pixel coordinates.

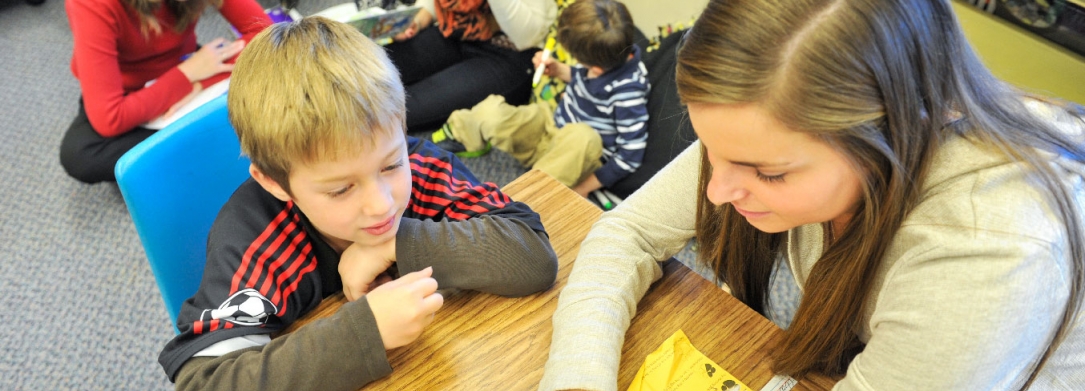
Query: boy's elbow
[
  {"left": 506, "top": 230, "right": 559, "bottom": 297},
  {"left": 172, "top": 356, "right": 215, "bottom": 391},
  {"left": 531, "top": 239, "right": 560, "bottom": 292}
]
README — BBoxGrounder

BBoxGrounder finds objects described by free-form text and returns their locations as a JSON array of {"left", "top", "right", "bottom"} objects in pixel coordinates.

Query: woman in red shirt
[{"left": 61, "top": 0, "right": 271, "bottom": 183}]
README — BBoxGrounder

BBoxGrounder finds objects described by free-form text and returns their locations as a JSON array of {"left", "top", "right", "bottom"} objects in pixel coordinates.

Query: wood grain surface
[{"left": 282, "top": 170, "right": 835, "bottom": 390}]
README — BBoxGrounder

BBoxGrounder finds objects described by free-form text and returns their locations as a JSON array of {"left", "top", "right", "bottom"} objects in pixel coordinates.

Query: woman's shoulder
[{"left": 909, "top": 132, "right": 1085, "bottom": 245}]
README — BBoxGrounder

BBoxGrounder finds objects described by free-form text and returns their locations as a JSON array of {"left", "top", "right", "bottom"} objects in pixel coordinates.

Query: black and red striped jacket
[{"left": 159, "top": 137, "right": 555, "bottom": 381}]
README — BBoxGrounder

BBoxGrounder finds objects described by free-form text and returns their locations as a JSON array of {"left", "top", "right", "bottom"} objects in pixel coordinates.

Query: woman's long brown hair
[
  {"left": 680, "top": 0, "right": 1085, "bottom": 385},
  {"left": 124, "top": 0, "right": 222, "bottom": 36}
]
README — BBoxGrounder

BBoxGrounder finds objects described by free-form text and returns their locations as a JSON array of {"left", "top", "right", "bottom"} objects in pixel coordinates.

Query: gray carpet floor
[{"left": 0, "top": 1, "right": 799, "bottom": 389}]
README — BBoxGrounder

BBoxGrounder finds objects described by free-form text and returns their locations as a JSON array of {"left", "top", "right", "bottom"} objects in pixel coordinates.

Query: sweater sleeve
[
  {"left": 198, "top": 0, "right": 271, "bottom": 89},
  {"left": 173, "top": 297, "right": 392, "bottom": 391},
  {"left": 395, "top": 215, "right": 558, "bottom": 297},
  {"left": 487, "top": 0, "right": 556, "bottom": 50},
  {"left": 394, "top": 138, "right": 558, "bottom": 297},
  {"left": 66, "top": 0, "right": 193, "bottom": 137},
  {"left": 538, "top": 141, "right": 703, "bottom": 391},
  {"left": 593, "top": 86, "right": 650, "bottom": 187},
  {"left": 833, "top": 227, "right": 1072, "bottom": 391}
]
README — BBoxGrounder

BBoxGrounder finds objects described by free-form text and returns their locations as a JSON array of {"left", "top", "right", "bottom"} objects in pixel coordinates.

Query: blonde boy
[{"left": 158, "top": 17, "right": 557, "bottom": 391}]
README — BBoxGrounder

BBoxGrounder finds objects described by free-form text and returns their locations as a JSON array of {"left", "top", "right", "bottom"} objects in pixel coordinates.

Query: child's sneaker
[{"left": 430, "top": 123, "right": 492, "bottom": 158}]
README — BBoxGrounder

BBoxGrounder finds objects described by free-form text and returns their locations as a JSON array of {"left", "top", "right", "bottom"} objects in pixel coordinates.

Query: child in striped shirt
[{"left": 433, "top": 0, "right": 650, "bottom": 199}]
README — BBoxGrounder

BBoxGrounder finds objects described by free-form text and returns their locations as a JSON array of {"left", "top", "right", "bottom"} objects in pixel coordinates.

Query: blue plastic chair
[{"left": 116, "top": 94, "right": 252, "bottom": 331}]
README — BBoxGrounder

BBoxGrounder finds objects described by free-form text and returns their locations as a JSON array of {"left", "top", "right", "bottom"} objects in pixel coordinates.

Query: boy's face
[{"left": 253, "top": 130, "right": 412, "bottom": 253}]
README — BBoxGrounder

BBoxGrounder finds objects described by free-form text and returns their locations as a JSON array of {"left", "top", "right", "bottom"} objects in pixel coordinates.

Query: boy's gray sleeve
[
  {"left": 395, "top": 215, "right": 558, "bottom": 297},
  {"left": 173, "top": 298, "right": 390, "bottom": 391}
]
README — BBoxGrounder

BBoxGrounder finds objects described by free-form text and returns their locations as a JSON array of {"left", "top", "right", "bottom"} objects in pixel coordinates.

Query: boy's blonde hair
[{"left": 229, "top": 16, "right": 406, "bottom": 193}]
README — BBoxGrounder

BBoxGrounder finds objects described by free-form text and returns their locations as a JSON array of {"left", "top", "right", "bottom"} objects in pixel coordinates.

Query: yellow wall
[
  {"left": 622, "top": 0, "right": 707, "bottom": 36},
  {"left": 952, "top": 1, "right": 1085, "bottom": 104},
  {"left": 621, "top": 1, "right": 1084, "bottom": 104}
]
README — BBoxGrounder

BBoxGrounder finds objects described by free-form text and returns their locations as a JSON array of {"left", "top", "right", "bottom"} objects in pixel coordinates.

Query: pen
[
  {"left": 591, "top": 190, "right": 614, "bottom": 210},
  {"left": 532, "top": 37, "right": 557, "bottom": 88}
]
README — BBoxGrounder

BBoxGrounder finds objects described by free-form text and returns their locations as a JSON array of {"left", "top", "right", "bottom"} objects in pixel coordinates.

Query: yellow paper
[{"left": 627, "top": 330, "right": 750, "bottom": 391}]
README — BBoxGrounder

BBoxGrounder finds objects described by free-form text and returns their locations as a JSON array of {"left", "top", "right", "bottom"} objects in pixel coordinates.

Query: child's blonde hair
[{"left": 229, "top": 16, "right": 406, "bottom": 193}]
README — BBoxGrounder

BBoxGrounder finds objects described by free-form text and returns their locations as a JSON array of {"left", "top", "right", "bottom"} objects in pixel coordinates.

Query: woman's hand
[
  {"left": 177, "top": 37, "right": 246, "bottom": 83},
  {"left": 161, "top": 82, "right": 203, "bottom": 119},
  {"left": 393, "top": 8, "right": 435, "bottom": 41}
]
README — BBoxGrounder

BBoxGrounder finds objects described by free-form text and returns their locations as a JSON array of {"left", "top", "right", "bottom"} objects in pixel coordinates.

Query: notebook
[
  {"left": 143, "top": 78, "right": 230, "bottom": 130},
  {"left": 312, "top": 4, "right": 422, "bottom": 45}
]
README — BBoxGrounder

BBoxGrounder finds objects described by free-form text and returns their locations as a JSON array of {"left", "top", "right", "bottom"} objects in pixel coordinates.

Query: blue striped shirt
[{"left": 554, "top": 46, "right": 650, "bottom": 187}]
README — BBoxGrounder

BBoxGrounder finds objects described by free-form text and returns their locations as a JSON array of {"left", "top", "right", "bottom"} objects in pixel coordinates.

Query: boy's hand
[
  {"left": 367, "top": 267, "right": 444, "bottom": 349},
  {"left": 393, "top": 8, "right": 435, "bottom": 41},
  {"left": 533, "top": 51, "right": 572, "bottom": 83},
  {"left": 573, "top": 174, "right": 603, "bottom": 198},
  {"left": 339, "top": 238, "right": 397, "bottom": 302},
  {"left": 161, "top": 82, "right": 203, "bottom": 119},
  {"left": 177, "top": 37, "right": 245, "bottom": 83}
]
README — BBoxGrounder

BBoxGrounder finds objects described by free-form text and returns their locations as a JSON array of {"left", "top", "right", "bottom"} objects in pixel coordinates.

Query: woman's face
[{"left": 688, "top": 102, "right": 864, "bottom": 234}]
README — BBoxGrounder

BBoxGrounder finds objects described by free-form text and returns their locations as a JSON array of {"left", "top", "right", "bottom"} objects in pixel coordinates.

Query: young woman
[
  {"left": 61, "top": 0, "right": 270, "bottom": 183},
  {"left": 385, "top": 0, "right": 556, "bottom": 132},
  {"left": 540, "top": 0, "right": 1085, "bottom": 390}
]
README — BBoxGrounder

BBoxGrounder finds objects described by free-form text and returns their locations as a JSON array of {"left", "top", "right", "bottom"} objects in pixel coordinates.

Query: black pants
[
  {"left": 59, "top": 99, "right": 156, "bottom": 183},
  {"left": 385, "top": 27, "right": 537, "bottom": 133}
]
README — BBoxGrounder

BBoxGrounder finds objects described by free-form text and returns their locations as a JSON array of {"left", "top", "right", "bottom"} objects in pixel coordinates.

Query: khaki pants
[{"left": 446, "top": 95, "right": 603, "bottom": 188}]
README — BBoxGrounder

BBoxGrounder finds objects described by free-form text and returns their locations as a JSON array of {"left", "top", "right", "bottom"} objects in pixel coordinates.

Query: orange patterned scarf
[{"left": 435, "top": 0, "right": 495, "bottom": 42}]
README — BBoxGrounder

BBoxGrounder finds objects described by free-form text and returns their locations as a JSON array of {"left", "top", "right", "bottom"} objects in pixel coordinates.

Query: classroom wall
[
  {"left": 621, "top": 0, "right": 707, "bottom": 36},
  {"left": 618, "top": 1, "right": 1085, "bottom": 105},
  {"left": 951, "top": 2, "right": 1085, "bottom": 104}
]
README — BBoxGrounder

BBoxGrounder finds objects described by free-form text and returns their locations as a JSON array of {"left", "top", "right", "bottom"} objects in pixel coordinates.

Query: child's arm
[
  {"left": 591, "top": 84, "right": 650, "bottom": 188},
  {"left": 172, "top": 301, "right": 389, "bottom": 391},
  {"left": 534, "top": 51, "right": 572, "bottom": 83},
  {"left": 395, "top": 215, "right": 557, "bottom": 296},
  {"left": 160, "top": 182, "right": 434, "bottom": 390},
  {"left": 172, "top": 268, "right": 440, "bottom": 391},
  {"left": 392, "top": 139, "right": 559, "bottom": 297},
  {"left": 168, "top": 266, "right": 439, "bottom": 391},
  {"left": 572, "top": 174, "right": 603, "bottom": 198}
]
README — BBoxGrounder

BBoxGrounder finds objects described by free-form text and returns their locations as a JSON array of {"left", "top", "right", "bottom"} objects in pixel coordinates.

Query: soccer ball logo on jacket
[{"left": 201, "top": 288, "right": 278, "bottom": 326}]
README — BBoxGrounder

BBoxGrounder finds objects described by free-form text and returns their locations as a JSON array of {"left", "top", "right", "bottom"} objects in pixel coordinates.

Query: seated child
[
  {"left": 432, "top": 0, "right": 649, "bottom": 199},
  {"left": 158, "top": 17, "right": 559, "bottom": 390}
]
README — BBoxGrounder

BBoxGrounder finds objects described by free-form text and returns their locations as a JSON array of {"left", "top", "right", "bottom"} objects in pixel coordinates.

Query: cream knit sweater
[{"left": 540, "top": 124, "right": 1085, "bottom": 390}]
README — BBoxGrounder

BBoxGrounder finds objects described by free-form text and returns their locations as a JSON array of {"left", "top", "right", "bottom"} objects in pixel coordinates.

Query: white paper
[
  {"left": 759, "top": 374, "right": 798, "bottom": 391},
  {"left": 144, "top": 78, "right": 230, "bottom": 130}
]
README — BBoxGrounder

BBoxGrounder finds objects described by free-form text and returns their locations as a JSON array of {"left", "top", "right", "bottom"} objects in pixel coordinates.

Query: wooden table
[{"left": 283, "top": 170, "right": 835, "bottom": 390}]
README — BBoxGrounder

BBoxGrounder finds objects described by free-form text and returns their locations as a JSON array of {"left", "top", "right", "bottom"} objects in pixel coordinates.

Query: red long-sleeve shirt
[{"left": 66, "top": 0, "right": 271, "bottom": 137}]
